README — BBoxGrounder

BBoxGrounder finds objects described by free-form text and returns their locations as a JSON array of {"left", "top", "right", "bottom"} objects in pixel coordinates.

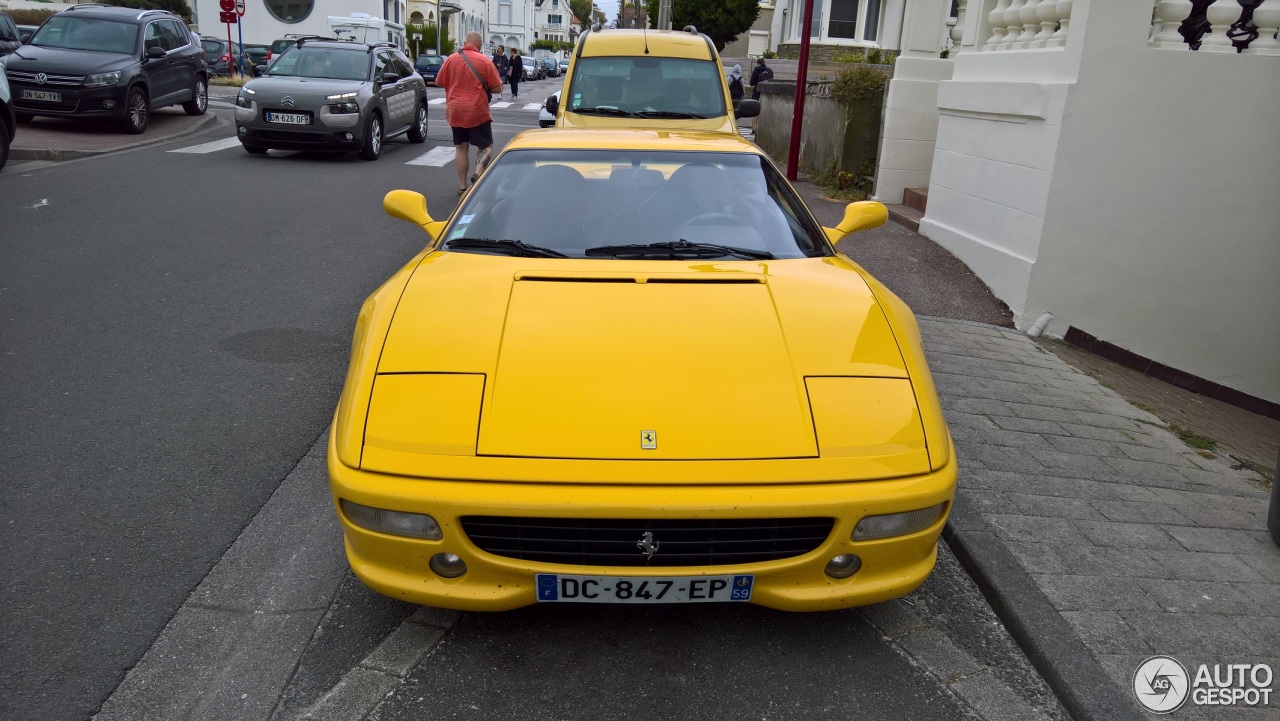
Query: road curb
[
  {"left": 10, "top": 112, "right": 219, "bottom": 161},
  {"left": 942, "top": 495, "right": 1146, "bottom": 721}
]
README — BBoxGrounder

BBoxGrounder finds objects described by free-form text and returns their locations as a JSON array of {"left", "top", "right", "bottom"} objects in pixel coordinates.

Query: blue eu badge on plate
[{"left": 536, "top": 574, "right": 558, "bottom": 601}]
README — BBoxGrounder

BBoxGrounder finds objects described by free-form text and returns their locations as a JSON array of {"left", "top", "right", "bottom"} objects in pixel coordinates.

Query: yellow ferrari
[{"left": 328, "top": 129, "right": 956, "bottom": 612}]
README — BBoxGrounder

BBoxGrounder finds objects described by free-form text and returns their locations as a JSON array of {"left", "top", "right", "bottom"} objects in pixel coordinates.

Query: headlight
[
  {"left": 852, "top": 503, "right": 946, "bottom": 541},
  {"left": 235, "top": 90, "right": 253, "bottom": 108},
  {"left": 340, "top": 499, "right": 443, "bottom": 540},
  {"left": 83, "top": 71, "right": 120, "bottom": 88},
  {"left": 325, "top": 91, "right": 357, "bottom": 100},
  {"left": 329, "top": 100, "right": 359, "bottom": 114}
]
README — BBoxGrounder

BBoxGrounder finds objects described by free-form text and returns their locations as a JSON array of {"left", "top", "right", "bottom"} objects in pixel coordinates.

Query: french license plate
[
  {"left": 535, "top": 574, "right": 753, "bottom": 604},
  {"left": 21, "top": 89, "right": 61, "bottom": 102},
  {"left": 265, "top": 111, "right": 310, "bottom": 125}
]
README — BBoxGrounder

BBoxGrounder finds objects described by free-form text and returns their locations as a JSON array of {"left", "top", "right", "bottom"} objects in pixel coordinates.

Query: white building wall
[
  {"left": 1023, "top": 1, "right": 1280, "bottom": 404},
  {"left": 193, "top": 0, "right": 399, "bottom": 45}
]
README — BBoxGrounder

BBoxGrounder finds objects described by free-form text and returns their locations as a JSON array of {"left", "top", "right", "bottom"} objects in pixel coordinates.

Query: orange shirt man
[{"left": 436, "top": 32, "right": 502, "bottom": 194}]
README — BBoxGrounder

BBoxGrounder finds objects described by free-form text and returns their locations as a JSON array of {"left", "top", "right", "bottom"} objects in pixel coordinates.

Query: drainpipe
[{"left": 1025, "top": 312, "right": 1053, "bottom": 338}]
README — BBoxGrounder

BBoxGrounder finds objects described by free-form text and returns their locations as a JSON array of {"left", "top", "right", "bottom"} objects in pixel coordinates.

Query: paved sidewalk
[
  {"left": 10, "top": 107, "right": 216, "bottom": 160},
  {"left": 919, "top": 316, "right": 1277, "bottom": 720}
]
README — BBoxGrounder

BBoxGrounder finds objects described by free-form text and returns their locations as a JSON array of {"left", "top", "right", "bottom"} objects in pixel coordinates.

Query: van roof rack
[{"left": 293, "top": 35, "right": 336, "bottom": 47}]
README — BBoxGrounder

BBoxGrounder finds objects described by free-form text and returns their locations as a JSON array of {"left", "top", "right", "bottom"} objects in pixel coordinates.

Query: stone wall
[{"left": 755, "top": 79, "right": 885, "bottom": 180}]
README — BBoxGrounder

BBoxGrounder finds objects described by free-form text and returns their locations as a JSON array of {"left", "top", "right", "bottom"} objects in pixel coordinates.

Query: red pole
[
  {"left": 227, "top": 22, "right": 235, "bottom": 77},
  {"left": 786, "top": 0, "right": 815, "bottom": 181}
]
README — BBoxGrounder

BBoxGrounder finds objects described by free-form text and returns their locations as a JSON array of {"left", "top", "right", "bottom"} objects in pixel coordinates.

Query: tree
[
  {"left": 137, "top": 0, "right": 194, "bottom": 22},
  {"left": 643, "top": 0, "right": 759, "bottom": 50},
  {"left": 405, "top": 22, "right": 455, "bottom": 57},
  {"left": 568, "top": 0, "right": 593, "bottom": 29}
]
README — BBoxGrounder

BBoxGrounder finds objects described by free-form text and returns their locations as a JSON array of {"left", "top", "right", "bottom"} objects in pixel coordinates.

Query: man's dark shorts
[{"left": 451, "top": 121, "right": 493, "bottom": 148}]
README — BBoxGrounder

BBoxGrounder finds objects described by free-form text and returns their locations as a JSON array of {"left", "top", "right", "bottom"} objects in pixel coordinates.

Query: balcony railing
[
  {"left": 1151, "top": 0, "right": 1280, "bottom": 53},
  {"left": 980, "top": 0, "right": 1072, "bottom": 51}
]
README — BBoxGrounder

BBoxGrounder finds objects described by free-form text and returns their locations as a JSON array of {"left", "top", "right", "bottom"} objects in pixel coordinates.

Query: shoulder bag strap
[{"left": 457, "top": 49, "right": 488, "bottom": 91}]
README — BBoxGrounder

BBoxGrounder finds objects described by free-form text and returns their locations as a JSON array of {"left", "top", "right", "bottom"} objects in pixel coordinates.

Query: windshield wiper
[
  {"left": 634, "top": 110, "right": 707, "bottom": 119},
  {"left": 585, "top": 240, "right": 773, "bottom": 260},
  {"left": 443, "top": 238, "right": 568, "bottom": 258},
  {"left": 572, "top": 106, "right": 634, "bottom": 117}
]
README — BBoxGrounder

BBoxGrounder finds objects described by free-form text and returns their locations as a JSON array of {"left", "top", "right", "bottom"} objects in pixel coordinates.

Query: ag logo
[{"left": 1134, "top": 656, "right": 1190, "bottom": 713}]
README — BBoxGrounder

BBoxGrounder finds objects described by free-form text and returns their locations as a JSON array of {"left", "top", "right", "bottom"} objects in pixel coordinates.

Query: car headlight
[
  {"left": 235, "top": 89, "right": 253, "bottom": 108},
  {"left": 83, "top": 71, "right": 120, "bottom": 88},
  {"left": 852, "top": 503, "right": 947, "bottom": 541},
  {"left": 326, "top": 91, "right": 359, "bottom": 114}
]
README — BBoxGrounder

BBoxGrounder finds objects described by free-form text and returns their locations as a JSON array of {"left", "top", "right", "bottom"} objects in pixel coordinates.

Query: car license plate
[
  {"left": 265, "top": 111, "right": 310, "bottom": 125},
  {"left": 21, "top": 89, "right": 61, "bottom": 102},
  {"left": 535, "top": 574, "right": 753, "bottom": 604}
]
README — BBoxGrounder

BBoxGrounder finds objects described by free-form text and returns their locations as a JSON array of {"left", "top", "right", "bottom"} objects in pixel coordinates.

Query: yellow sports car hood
[{"left": 357, "top": 252, "right": 929, "bottom": 474}]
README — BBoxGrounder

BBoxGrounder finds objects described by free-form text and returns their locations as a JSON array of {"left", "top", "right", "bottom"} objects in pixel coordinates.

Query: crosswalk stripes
[
  {"left": 168, "top": 136, "right": 244, "bottom": 154},
  {"left": 523, "top": 103, "right": 542, "bottom": 111},
  {"left": 428, "top": 98, "right": 446, "bottom": 105},
  {"left": 404, "top": 146, "right": 456, "bottom": 167},
  {"left": 490, "top": 101, "right": 512, "bottom": 109}
]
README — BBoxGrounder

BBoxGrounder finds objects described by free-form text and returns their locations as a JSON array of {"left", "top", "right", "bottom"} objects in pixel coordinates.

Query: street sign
[
  {"left": 219, "top": 0, "right": 234, "bottom": 11},
  {"left": 235, "top": 0, "right": 245, "bottom": 16},
  {"left": 219, "top": 10, "right": 237, "bottom": 24}
]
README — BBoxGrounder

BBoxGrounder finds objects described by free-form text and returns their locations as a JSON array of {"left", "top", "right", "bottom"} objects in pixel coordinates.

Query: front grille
[
  {"left": 461, "top": 516, "right": 835, "bottom": 567},
  {"left": 254, "top": 129, "right": 327, "bottom": 143},
  {"left": 13, "top": 98, "right": 81, "bottom": 112},
  {"left": 6, "top": 70, "right": 86, "bottom": 86}
]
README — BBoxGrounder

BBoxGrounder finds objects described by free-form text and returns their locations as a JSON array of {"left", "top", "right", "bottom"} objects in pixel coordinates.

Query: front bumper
[
  {"left": 8, "top": 81, "right": 128, "bottom": 119},
  {"left": 236, "top": 102, "right": 362, "bottom": 150},
  {"left": 328, "top": 431, "right": 957, "bottom": 612}
]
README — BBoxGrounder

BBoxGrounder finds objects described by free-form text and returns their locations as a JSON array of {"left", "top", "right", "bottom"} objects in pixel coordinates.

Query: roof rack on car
[
  {"left": 136, "top": 9, "right": 168, "bottom": 19},
  {"left": 367, "top": 41, "right": 397, "bottom": 53},
  {"left": 293, "top": 35, "right": 334, "bottom": 48},
  {"left": 63, "top": 4, "right": 114, "bottom": 11}
]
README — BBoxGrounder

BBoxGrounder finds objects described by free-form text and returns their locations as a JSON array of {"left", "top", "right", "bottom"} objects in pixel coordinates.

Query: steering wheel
[{"left": 669, "top": 212, "right": 765, "bottom": 246}]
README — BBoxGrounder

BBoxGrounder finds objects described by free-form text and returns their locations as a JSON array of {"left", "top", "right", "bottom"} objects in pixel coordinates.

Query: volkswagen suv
[{"left": 2, "top": 5, "right": 206, "bottom": 134}]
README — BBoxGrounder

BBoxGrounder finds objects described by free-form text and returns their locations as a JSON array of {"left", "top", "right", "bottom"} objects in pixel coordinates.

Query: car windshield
[
  {"left": 201, "top": 40, "right": 224, "bottom": 55},
  {"left": 445, "top": 149, "right": 831, "bottom": 260},
  {"left": 266, "top": 46, "right": 369, "bottom": 80},
  {"left": 568, "top": 56, "right": 726, "bottom": 119},
  {"left": 29, "top": 16, "right": 137, "bottom": 54},
  {"left": 415, "top": 56, "right": 441, "bottom": 69}
]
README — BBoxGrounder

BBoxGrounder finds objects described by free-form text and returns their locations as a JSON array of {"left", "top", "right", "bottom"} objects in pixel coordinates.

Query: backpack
[
  {"left": 729, "top": 75, "right": 744, "bottom": 101},
  {"left": 759, "top": 67, "right": 774, "bottom": 82}
]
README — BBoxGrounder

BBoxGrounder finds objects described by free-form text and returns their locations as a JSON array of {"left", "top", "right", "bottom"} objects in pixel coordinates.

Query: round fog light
[
  {"left": 344, "top": 132, "right": 354, "bottom": 141},
  {"left": 430, "top": 552, "right": 467, "bottom": 578},
  {"left": 103, "top": 100, "right": 116, "bottom": 109},
  {"left": 237, "top": 125, "right": 247, "bottom": 136},
  {"left": 825, "top": 554, "right": 862, "bottom": 579}
]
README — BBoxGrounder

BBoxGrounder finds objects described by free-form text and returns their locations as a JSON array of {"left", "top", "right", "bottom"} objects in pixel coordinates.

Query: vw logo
[
  {"left": 636, "top": 531, "right": 659, "bottom": 560},
  {"left": 35, "top": 72, "right": 48, "bottom": 85},
  {"left": 280, "top": 96, "right": 295, "bottom": 107}
]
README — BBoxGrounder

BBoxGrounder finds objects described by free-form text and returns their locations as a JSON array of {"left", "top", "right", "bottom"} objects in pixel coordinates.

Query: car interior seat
[{"left": 497, "top": 164, "right": 593, "bottom": 251}]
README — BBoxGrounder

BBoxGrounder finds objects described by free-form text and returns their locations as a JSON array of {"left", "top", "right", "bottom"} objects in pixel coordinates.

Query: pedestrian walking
[
  {"left": 491, "top": 44, "right": 508, "bottom": 100},
  {"left": 436, "top": 31, "right": 503, "bottom": 195},
  {"left": 508, "top": 48, "right": 522, "bottom": 100},
  {"left": 728, "top": 64, "right": 744, "bottom": 110},
  {"left": 748, "top": 57, "right": 773, "bottom": 133}
]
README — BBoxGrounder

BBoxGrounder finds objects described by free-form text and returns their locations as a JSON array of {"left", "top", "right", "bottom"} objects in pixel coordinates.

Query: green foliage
[
  {"left": 135, "top": 0, "right": 194, "bottom": 22},
  {"left": 830, "top": 64, "right": 886, "bottom": 105},
  {"left": 531, "top": 38, "right": 557, "bottom": 51},
  {"left": 643, "top": 0, "right": 760, "bottom": 51},
  {"left": 832, "top": 47, "right": 897, "bottom": 65},
  {"left": 569, "top": 0, "right": 593, "bottom": 28},
  {"left": 761, "top": 50, "right": 777, "bottom": 59},
  {"left": 406, "top": 23, "right": 455, "bottom": 56},
  {"left": 7, "top": 9, "right": 56, "bottom": 25},
  {"left": 813, "top": 159, "right": 874, "bottom": 202}
]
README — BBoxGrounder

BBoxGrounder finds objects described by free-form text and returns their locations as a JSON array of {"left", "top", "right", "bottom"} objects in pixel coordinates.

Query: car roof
[
  {"left": 579, "top": 29, "right": 715, "bottom": 61},
  {"left": 504, "top": 128, "right": 760, "bottom": 155},
  {"left": 57, "top": 6, "right": 175, "bottom": 22}
]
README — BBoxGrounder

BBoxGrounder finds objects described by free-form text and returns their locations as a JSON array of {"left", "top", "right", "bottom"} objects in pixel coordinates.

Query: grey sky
[{"left": 596, "top": 0, "right": 621, "bottom": 21}]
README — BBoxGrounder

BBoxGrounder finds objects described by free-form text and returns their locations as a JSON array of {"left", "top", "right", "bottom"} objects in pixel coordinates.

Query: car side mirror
[
  {"left": 384, "top": 190, "right": 445, "bottom": 241},
  {"left": 146, "top": 45, "right": 165, "bottom": 59},
  {"left": 824, "top": 201, "right": 888, "bottom": 243},
  {"left": 381, "top": 72, "right": 400, "bottom": 84},
  {"left": 735, "top": 98, "right": 760, "bottom": 119},
  {"left": 20, "top": 32, "right": 32, "bottom": 43},
  {"left": 544, "top": 94, "right": 558, "bottom": 115}
]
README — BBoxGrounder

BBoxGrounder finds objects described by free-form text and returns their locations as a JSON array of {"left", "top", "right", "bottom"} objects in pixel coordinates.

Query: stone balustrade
[
  {"left": 1150, "top": 0, "right": 1280, "bottom": 54},
  {"left": 978, "top": 0, "right": 1071, "bottom": 51}
]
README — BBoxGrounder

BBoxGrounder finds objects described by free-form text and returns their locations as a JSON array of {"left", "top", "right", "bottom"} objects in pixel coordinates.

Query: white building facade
[
  {"left": 874, "top": 0, "right": 1280, "bottom": 407},
  {"left": 192, "top": 0, "right": 409, "bottom": 44}
]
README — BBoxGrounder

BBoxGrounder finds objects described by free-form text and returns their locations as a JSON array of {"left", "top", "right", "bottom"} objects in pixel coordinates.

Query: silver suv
[{"left": 235, "top": 38, "right": 427, "bottom": 161}]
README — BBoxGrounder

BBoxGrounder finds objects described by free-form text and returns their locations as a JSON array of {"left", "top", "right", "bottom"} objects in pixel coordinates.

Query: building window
[
  {"left": 264, "top": 0, "right": 313, "bottom": 23},
  {"left": 826, "top": 0, "right": 882, "bottom": 44}
]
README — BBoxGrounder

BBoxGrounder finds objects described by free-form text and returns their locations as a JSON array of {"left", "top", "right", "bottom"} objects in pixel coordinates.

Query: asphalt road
[{"left": 0, "top": 77, "right": 1058, "bottom": 721}]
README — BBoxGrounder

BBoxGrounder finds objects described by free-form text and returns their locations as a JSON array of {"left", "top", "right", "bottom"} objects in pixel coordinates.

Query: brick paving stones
[{"left": 918, "top": 317, "right": 1277, "bottom": 719}]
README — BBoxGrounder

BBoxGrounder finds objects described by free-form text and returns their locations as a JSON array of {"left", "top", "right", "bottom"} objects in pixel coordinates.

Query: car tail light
[
  {"left": 265, "top": 51, "right": 271, "bottom": 62},
  {"left": 219, "top": 53, "right": 230, "bottom": 63}
]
